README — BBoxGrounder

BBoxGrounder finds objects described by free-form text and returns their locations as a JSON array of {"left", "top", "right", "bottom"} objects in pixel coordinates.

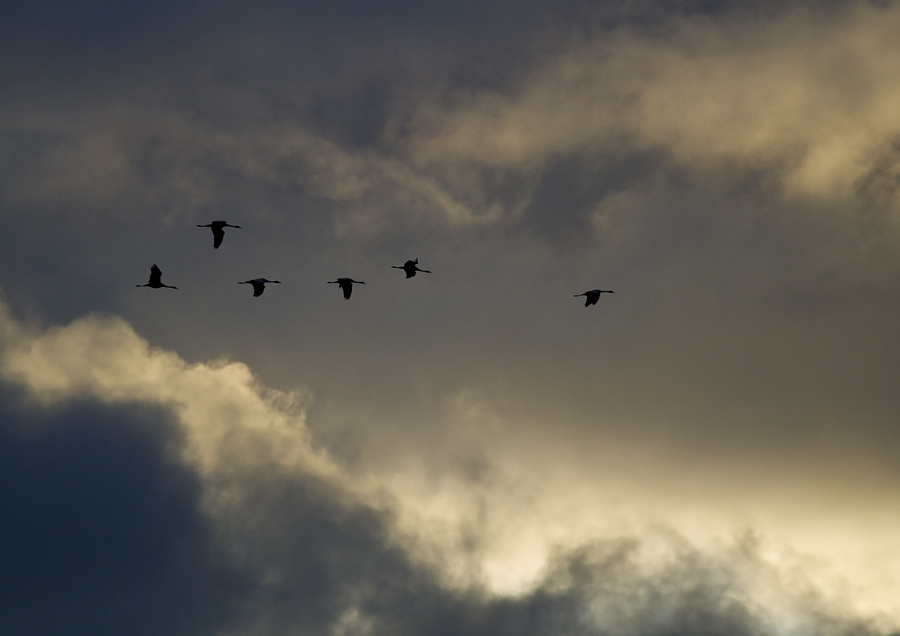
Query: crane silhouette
[
  {"left": 392, "top": 258, "right": 431, "bottom": 278},
  {"left": 239, "top": 278, "right": 281, "bottom": 297},
  {"left": 197, "top": 220, "right": 241, "bottom": 249},
  {"left": 574, "top": 289, "right": 614, "bottom": 306},
  {"left": 328, "top": 278, "right": 365, "bottom": 299},
  {"left": 137, "top": 264, "right": 178, "bottom": 289}
]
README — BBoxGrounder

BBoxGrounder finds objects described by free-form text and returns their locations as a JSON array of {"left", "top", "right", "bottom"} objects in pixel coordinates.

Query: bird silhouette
[
  {"left": 328, "top": 278, "right": 365, "bottom": 299},
  {"left": 574, "top": 289, "right": 614, "bottom": 306},
  {"left": 392, "top": 257, "right": 431, "bottom": 278},
  {"left": 239, "top": 278, "right": 281, "bottom": 297},
  {"left": 137, "top": 264, "right": 178, "bottom": 290},
  {"left": 197, "top": 220, "right": 241, "bottom": 249}
]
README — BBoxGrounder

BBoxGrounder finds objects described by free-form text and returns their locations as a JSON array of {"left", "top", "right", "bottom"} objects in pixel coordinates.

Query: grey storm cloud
[{"left": 0, "top": 394, "right": 250, "bottom": 635}]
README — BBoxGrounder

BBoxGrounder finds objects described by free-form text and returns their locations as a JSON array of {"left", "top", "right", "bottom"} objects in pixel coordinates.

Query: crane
[
  {"left": 328, "top": 278, "right": 365, "bottom": 299},
  {"left": 574, "top": 289, "right": 613, "bottom": 307},
  {"left": 391, "top": 257, "right": 431, "bottom": 278},
  {"left": 239, "top": 278, "right": 282, "bottom": 297},
  {"left": 197, "top": 220, "right": 242, "bottom": 249},
  {"left": 137, "top": 264, "right": 178, "bottom": 290}
]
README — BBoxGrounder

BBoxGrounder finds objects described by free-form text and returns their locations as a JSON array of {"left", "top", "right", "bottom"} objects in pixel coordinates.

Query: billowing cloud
[{"left": 0, "top": 302, "right": 896, "bottom": 635}]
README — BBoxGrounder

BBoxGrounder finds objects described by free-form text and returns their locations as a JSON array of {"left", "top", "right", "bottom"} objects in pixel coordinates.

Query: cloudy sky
[{"left": 2, "top": 0, "right": 900, "bottom": 634}]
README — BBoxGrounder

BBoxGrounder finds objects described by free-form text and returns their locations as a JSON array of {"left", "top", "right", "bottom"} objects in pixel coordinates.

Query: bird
[
  {"left": 239, "top": 278, "right": 281, "bottom": 297},
  {"left": 328, "top": 278, "right": 365, "bottom": 299},
  {"left": 574, "top": 289, "right": 614, "bottom": 306},
  {"left": 391, "top": 257, "right": 431, "bottom": 278},
  {"left": 197, "top": 220, "right": 241, "bottom": 249},
  {"left": 137, "top": 264, "right": 178, "bottom": 289}
]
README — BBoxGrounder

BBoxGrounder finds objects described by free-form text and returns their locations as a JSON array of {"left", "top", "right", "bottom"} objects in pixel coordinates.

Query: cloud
[
  {"left": 377, "top": 2, "right": 900, "bottom": 237},
  {"left": 0, "top": 392, "right": 251, "bottom": 636},
  {"left": 0, "top": 301, "right": 896, "bottom": 635},
  {"left": 7, "top": 1, "right": 900, "bottom": 242},
  {"left": 2, "top": 3, "right": 900, "bottom": 633},
  {"left": 0, "top": 302, "right": 333, "bottom": 485}
]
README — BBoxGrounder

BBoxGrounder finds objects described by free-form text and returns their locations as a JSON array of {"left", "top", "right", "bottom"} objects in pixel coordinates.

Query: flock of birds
[{"left": 137, "top": 220, "right": 614, "bottom": 306}]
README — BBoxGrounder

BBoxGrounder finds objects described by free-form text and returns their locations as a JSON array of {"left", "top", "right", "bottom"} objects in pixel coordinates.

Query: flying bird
[
  {"left": 137, "top": 264, "right": 178, "bottom": 290},
  {"left": 239, "top": 278, "right": 281, "bottom": 297},
  {"left": 197, "top": 220, "right": 241, "bottom": 249},
  {"left": 328, "top": 278, "right": 365, "bottom": 299},
  {"left": 392, "top": 257, "right": 431, "bottom": 278},
  {"left": 574, "top": 289, "right": 614, "bottom": 306}
]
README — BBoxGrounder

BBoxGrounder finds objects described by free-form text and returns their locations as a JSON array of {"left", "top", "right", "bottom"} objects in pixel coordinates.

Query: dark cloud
[{"left": 0, "top": 390, "right": 251, "bottom": 636}]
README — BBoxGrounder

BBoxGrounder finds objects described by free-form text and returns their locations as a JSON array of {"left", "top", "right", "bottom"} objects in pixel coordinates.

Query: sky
[{"left": 2, "top": 0, "right": 900, "bottom": 634}]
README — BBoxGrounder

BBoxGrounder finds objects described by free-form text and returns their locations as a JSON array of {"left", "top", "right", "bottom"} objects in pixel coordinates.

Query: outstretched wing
[
  {"left": 212, "top": 226, "right": 225, "bottom": 249},
  {"left": 340, "top": 280, "right": 352, "bottom": 299},
  {"left": 149, "top": 264, "right": 163, "bottom": 286}
]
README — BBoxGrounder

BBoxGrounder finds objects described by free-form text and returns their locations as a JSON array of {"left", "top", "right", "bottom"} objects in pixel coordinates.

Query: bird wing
[
  {"left": 212, "top": 227, "right": 225, "bottom": 248},
  {"left": 340, "top": 280, "right": 352, "bottom": 299},
  {"left": 149, "top": 264, "right": 163, "bottom": 286},
  {"left": 252, "top": 282, "right": 265, "bottom": 297}
]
